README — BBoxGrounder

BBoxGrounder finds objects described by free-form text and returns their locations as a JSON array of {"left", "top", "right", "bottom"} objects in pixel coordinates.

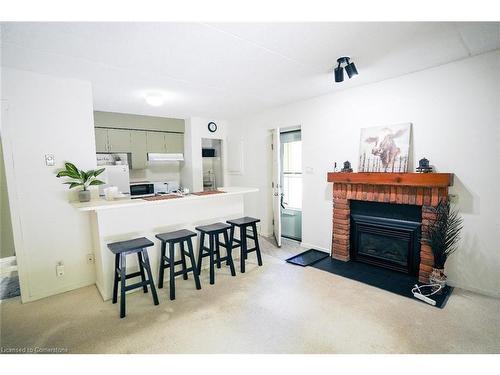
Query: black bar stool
[
  {"left": 107, "top": 237, "right": 159, "bottom": 318},
  {"left": 226, "top": 217, "right": 263, "bottom": 273},
  {"left": 156, "top": 229, "right": 201, "bottom": 300},
  {"left": 195, "top": 223, "right": 236, "bottom": 285}
]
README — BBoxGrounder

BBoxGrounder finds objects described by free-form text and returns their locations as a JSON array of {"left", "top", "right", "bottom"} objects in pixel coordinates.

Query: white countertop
[{"left": 72, "top": 186, "right": 258, "bottom": 211}]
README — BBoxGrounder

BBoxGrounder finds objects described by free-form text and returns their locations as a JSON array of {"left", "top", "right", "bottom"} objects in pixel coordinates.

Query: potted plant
[
  {"left": 425, "top": 199, "right": 463, "bottom": 291},
  {"left": 56, "top": 162, "right": 105, "bottom": 202}
]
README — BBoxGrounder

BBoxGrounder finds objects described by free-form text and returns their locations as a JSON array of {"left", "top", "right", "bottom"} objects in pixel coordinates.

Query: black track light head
[
  {"left": 334, "top": 66, "right": 344, "bottom": 82},
  {"left": 345, "top": 62, "right": 358, "bottom": 78},
  {"left": 334, "top": 56, "right": 358, "bottom": 83}
]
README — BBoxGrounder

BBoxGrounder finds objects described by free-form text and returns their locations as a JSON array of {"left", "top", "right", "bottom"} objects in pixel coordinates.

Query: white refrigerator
[{"left": 98, "top": 165, "right": 131, "bottom": 196}]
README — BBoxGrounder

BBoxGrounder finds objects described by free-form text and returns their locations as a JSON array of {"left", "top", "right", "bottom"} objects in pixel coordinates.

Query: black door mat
[
  {"left": 286, "top": 249, "right": 330, "bottom": 267},
  {"left": 0, "top": 275, "right": 21, "bottom": 300},
  {"left": 310, "top": 257, "right": 453, "bottom": 309}
]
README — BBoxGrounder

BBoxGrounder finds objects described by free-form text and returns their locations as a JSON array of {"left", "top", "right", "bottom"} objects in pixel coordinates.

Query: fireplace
[
  {"left": 327, "top": 172, "right": 454, "bottom": 282},
  {"left": 350, "top": 201, "right": 421, "bottom": 275}
]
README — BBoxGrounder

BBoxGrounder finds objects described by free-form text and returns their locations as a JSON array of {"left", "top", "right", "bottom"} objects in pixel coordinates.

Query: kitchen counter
[
  {"left": 72, "top": 186, "right": 258, "bottom": 211},
  {"left": 75, "top": 186, "right": 258, "bottom": 301}
]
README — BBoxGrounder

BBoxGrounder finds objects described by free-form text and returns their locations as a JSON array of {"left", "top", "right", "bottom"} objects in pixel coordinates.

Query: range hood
[{"left": 147, "top": 153, "right": 184, "bottom": 163}]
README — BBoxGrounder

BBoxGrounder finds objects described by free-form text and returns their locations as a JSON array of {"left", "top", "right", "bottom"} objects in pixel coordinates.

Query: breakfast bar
[{"left": 73, "top": 187, "right": 258, "bottom": 301}]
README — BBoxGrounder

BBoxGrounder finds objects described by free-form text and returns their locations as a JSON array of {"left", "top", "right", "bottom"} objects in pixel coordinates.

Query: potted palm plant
[
  {"left": 425, "top": 199, "right": 463, "bottom": 291},
  {"left": 56, "top": 162, "right": 105, "bottom": 202}
]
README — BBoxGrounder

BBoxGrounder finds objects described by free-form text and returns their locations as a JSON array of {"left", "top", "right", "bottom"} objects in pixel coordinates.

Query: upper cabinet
[
  {"left": 94, "top": 111, "right": 185, "bottom": 170},
  {"left": 107, "top": 129, "right": 131, "bottom": 153},
  {"left": 130, "top": 130, "right": 148, "bottom": 169},
  {"left": 146, "top": 131, "right": 166, "bottom": 153},
  {"left": 95, "top": 128, "right": 109, "bottom": 152},
  {"left": 165, "top": 133, "right": 184, "bottom": 153}
]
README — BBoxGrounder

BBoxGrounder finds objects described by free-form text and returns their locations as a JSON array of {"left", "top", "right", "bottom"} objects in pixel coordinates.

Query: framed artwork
[{"left": 358, "top": 123, "right": 411, "bottom": 172}]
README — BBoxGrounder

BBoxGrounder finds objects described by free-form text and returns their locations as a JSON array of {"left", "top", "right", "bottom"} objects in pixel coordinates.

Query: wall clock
[{"left": 208, "top": 122, "right": 217, "bottom": 133}]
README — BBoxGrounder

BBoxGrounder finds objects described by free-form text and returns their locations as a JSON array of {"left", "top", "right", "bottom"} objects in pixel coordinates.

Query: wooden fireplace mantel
[{"left": 327, "top": 172, "right": 454, "bottom": 187}]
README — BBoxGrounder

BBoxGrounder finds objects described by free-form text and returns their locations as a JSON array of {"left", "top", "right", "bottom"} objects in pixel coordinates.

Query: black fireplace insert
[{"left": 350, "top": 200, "right": 422, "bottom": 275}]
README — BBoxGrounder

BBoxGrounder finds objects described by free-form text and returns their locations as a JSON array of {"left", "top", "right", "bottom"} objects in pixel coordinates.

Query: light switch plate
[{"left": 45, "top": 154, "right": 55, "bottom": 166}]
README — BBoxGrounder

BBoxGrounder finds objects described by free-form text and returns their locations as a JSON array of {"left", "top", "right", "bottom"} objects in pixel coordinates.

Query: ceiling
[{"left": 1, "top": 22, "right": 499, "bottom": 120}]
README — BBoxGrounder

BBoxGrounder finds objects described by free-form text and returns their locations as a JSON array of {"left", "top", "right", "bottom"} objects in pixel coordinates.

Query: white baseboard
[
  {"left": 300, "top": 242, "right": 330, "bottom": 253},
  {"left": 446, "top": 280, "right": 500, "bottom": 299}
]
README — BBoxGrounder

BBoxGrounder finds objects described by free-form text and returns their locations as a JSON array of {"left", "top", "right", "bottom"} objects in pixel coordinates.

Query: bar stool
[
  {"left": 156, "top": 229, "right": 201, "bottom": 300},
  {"left": 195, "top": 223, "right": 236, "bottom": 285},
  {"left": 226, "top": 217, "right": 263, "bottom": 273},
  {"left": 107, "top": 237, "right": 159, "bottom": 318}
]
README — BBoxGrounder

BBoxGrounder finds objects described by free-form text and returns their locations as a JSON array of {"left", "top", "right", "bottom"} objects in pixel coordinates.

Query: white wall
[
  {"left": 228, "top": 50, "right": 500, "bottom": 297},
  {"left": 1, "top": 68, "right": 97, "bottom": 302},
  {"left": 181, "top": 117, "right": 229, "bottom": 192}
]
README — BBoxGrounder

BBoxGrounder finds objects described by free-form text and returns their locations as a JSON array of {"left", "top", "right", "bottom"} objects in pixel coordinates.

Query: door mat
[
  {"left": 0, "top": 275, "right": 21, "bottom": 300},
  {"left": 286, "top": 249, "right": 330, "bottom": 266},
  {"left": 310, "top": 257, "right": 452, "bottom": 308}
]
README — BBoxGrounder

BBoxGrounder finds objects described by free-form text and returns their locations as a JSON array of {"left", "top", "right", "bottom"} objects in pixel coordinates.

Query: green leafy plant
[
  {"left": 56, "top": 162, "right": 105, "bottom": 191},
  {"left": 425, "top": 199, "right": 463, "bottom": 269}
]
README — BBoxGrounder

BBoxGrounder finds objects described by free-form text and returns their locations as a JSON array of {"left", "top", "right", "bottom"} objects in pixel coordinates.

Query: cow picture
[{"left": 358, "top": 123, "right": 411, "bottom": 172}]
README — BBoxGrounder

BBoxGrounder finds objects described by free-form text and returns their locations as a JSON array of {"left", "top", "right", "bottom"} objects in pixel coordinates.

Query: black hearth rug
[
  {"left": 309, "top": 256, "right": 453, "bottom": 308},
  {"left": 286, "top": 249, "right": 330, "bottom": 267}
]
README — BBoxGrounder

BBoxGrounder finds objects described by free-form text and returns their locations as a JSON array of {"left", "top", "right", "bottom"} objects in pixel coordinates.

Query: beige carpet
[{"left": 1, "top": 237, "right": 499, "bottom": 354}]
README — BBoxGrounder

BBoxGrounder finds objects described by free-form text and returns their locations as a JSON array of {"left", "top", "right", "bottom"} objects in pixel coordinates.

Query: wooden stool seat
[
  {"left": 156, "top": 229, "right": 196, "bottom": 242},
  {"left": 107, "top": 237, "right": 159, "bottom": 318},
  {"left": 156, "top": 229, "right": 201, "bottom": 300}
]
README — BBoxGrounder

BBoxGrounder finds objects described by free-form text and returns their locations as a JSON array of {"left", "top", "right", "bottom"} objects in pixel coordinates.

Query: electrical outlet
[
  {"left": 45, "top": 154, "right": 55, "bottom": 166},
  {"left": 56, "top": 262, "right": 65, "bottom": 277},
  {"left": 87, "top": 253, "right": 95, "bottom": 264}
]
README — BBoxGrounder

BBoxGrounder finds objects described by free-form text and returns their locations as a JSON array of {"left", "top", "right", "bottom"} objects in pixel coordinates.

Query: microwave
[{"left": 129, "top": 182, "right": 155, "bottom": 198}]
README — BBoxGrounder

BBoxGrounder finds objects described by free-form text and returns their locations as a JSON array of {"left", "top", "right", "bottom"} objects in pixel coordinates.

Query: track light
[
  {"left": 333, "top": 56, "right": 358, "bottom": 83},
  {"left": 334, "top": 65, "right": 344, "bottom": 82},
  {"left": 345, "top": 61, "right": 358, "bottom": 78}
]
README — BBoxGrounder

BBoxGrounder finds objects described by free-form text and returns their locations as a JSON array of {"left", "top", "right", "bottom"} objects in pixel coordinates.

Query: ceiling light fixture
[
  {"left": 144, "top": 93, "right": 166, "bottom": 107},
  {"left": 334, "top": 56, "right": 358, "bottom": 83}
]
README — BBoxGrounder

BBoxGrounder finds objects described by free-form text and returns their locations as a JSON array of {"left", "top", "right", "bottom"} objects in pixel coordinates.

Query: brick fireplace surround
[{"left": 327, "top": 172, "right": 454, "bottom": 282}]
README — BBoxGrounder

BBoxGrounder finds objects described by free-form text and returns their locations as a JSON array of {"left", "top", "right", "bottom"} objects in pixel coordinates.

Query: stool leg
[
  {"left": 197, "top": 233, "right": 205, "bottom": 276},
  {"left": 209, "top": 234, "right": 215, "bottom": 285},
  {"left": 142, "top": 249, "right": 159, "bottom": 306},
  {"left": 240, "top": 226, "right": 248, "bottom": 273},
  {"left": 243, "top": 227, "right": 248, "bottom": 260},
  {"left": 215, "top": 234, "right": 222, "bottom": 269},
  {"left": 223, "top": 229, "right": 236, "bottom": 277},
  {"left": 187, "top": 237, "right": 201, "bottom": 290},
  {"left": 158, "top": 241, "right": 166, "bottom": 289},
  {"left": 137, "top": 251, "right": 148, "bottom": 293},
  {"left": 226, "top": 225, "right": 234, "bottom": 266},
  {"left": 112, "top": 254, "right": 119, "bottom": 304},
  {"left": 169, "top": 242, "right": 176, "bottom": 300},
  {"left": 119, "top": 253, "right": 127, "bottom": 318},
  {"left": 252, "top": 223, "right": 263, "bottom": 266},
  {"left": 180, "top": 241, "right": 188, "bottom": 280}
]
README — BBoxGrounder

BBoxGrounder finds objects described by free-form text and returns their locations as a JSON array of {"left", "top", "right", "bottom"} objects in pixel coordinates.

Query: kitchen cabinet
[
  {"left": 130, "top": 130, "right": 147, "bottom": 169},
  {"left": 165, "top": 133, "right": 184, "bottom": 153},
  {"left": 107, "top": 128, "right": 131, "bottom": 152},
  {"left": 95, "top": 128, "right": 109, "bottom": 152},
  {"left": 146, "top": 131, "right": 166, "bottom": 153}
]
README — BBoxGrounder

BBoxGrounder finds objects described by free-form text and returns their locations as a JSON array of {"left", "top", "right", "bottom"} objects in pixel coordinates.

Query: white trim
[
  {"left": 446, "top": 280, "right": 500, "bottom": 299},
  {"left": 1, "top": 100, "right": 31, "bottom": 302},
  {"left": 300, "top": 242, "right": 330, "bottom": 253}
]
